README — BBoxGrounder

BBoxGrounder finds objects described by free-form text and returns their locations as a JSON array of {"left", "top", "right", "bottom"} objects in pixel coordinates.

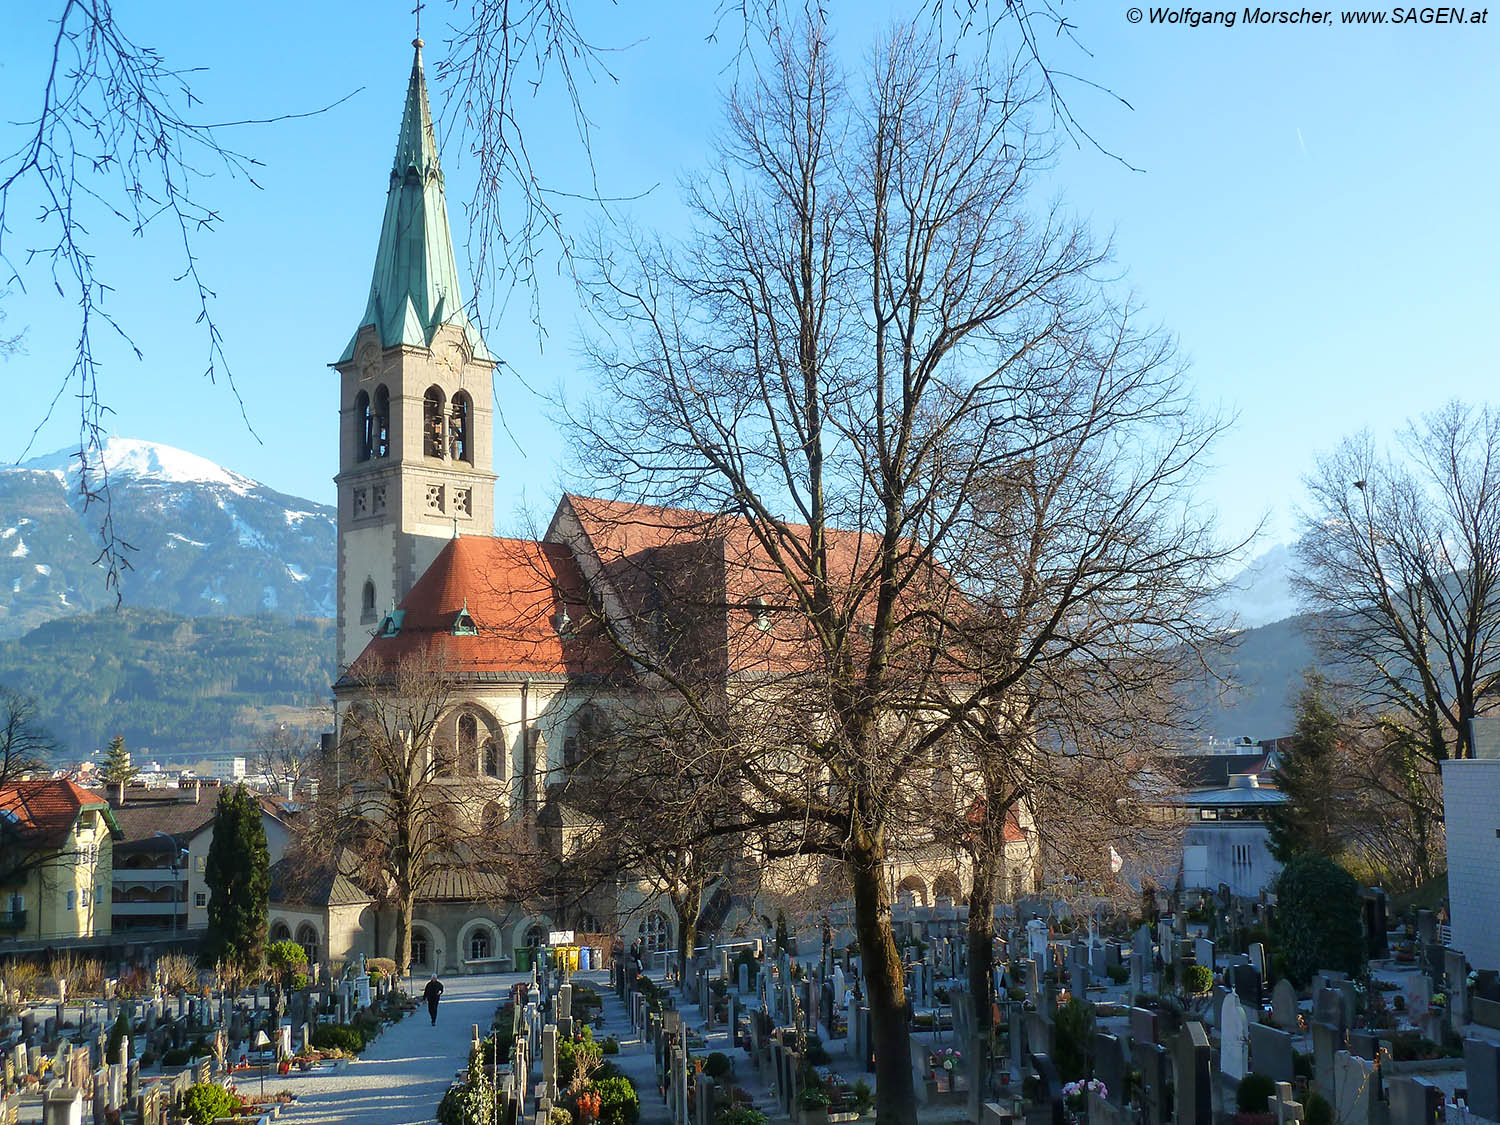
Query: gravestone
[
  {"left": 1465, "top": 1037, "right": 1500, "bottom": 1122},
  {"left": 1129, "top": 951, "right": 1144, "bottom": 1000},
  {"left": 1249, "top": 942, "right": 1266, "bottom": 980},
  {"left": 1416, "top": 910, "right": 1436, "bottom": 946},
  {"left": 1311, "top": 1022, "right": 1344, "bottom": 1100},
  {"left": 1220, "top": 994, "right": 1249, "bottom": 1080},
  {"left": 1401, "top": 974, "right": 1432, "bottom": 1019},
  {"left": 1249, "top": 1023, "right": 1295, "bottom": 1083},
  {"left": 1027, "top": 1052, "right": 1064, "bottom": 1125},
  {"left": 1139, "top": 1042, "right": 1170, "bottom": 1125},
  {"left": 1386, "top": 1077, "right": 1442, "bottom": 1125},
  {"left": 1129, "top": 1006, "right": 1159, "bottom": 1050},
  {"left": 1093, "top": 1032, "right": 1125, "bottom": 1106},
  {"left": 1230, "top": 963, "right": 1262, "bottom": 1007},
  {"left": 1272, "top": 979, "right": 1299, "bottom": 1031},
  {"left": 1174, "top": 1022, "right": 1212, "bottom": 1125},
  {"left": 1194, "top": 938, "right": 1215, "bottom": 971},
  {"left": 1446, "top": 950, "right": 1470, "bottom": 1027},
  {"left": 1333, "top": 1050, "right": 1379, "bottom": 1125},
  {"left": 1347, "top": 1030, "right": 1379, "bottom": 1061},
  {"left": 1273, "top": 1081, "right": 1304, "bottom": 1125}
]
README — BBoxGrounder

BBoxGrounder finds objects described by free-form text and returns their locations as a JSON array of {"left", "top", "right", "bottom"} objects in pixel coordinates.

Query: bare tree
[
  {"left": 252, "top": 719, "right": 324, "bottom": 796},
  {"left": 1296, "top": 401, "right": 1500, "bottom": 860},
  {"left": 570, "top": 18, "right": 1225, "bottom": 1123},
  {"left": 0, "top": 690, "right": 56, "bottom": 787},
  {"left": 304, "top": 652, "right": 525, "bottom": 973}
]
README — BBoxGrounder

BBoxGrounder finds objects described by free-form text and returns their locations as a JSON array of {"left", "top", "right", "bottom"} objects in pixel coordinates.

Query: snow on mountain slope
[
  {"left": 1214, "top": 542, "right": 1302, "bottom": 630},
  {"left": 0, "top": 439, "right": 334, "bottom": 637}
]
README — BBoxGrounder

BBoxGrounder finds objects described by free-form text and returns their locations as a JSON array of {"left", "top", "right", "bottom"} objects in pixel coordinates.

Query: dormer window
[
  {"left": 553, "top": 608, "right": 572, "bottom": 638},
  {"left": 452, "top": 605, "right": 478, "bottom": 636},
  {"left": 378, "top": 609, "right": 406, "bottom": 637}
]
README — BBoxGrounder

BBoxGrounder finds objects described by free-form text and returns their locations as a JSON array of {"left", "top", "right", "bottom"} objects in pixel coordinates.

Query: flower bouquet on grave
[
  {"left": 1062, "top": 1078, "right": 1106, "bottom": 1114},
  {"left": 932, "top": 1047, "right": 963, "bottom": 1074}
]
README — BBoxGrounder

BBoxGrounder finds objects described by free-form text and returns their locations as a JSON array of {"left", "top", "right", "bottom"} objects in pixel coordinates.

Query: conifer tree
[
  {"left": 202, "top": 785, "right": 270, "bottom": 975},
  {"left": 97, "top": 734, "right": 138, "bottom": 786},
  {"left": 1267, "top": 672, "right": 1344, "bottom": 863}
]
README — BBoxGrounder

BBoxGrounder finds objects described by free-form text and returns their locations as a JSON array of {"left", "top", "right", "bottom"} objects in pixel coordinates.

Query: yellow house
[{"left": 1, "top": 780, "right": 122, "bottom": 942}]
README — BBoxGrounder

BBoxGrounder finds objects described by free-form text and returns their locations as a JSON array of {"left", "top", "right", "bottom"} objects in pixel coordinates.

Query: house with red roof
[{"left": 0, "top": 779, "right": 122, "bottom": 943}]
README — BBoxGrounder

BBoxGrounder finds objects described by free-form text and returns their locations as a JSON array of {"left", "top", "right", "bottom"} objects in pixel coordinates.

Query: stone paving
[{"left": 273, "top": 972, "right": 508, "bottom": 1125}]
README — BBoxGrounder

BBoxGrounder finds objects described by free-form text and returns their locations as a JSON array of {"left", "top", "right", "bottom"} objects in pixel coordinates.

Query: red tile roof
[
  {"left": 343, "top": 535, "right": 621, "bottom": 682},
  {"left": 0, "top": 780, "right": 118, "bottom": 848}
]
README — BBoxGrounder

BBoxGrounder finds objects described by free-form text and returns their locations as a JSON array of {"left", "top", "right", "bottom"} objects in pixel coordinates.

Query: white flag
[{"left": 1109, "top": 845, "right": 1124, "bottom": 874}]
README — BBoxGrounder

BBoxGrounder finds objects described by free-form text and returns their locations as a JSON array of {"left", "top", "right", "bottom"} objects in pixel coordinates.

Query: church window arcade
[
  {"left": 425, "top": 483, "right": 445, "bottom": 513},
  {"left": 449, "top": 392, "right": 471, "bottom": 462},
  {"left": 424, "top": 386, "right": 447, "bottom": 457},
  {"left": 354, "top": 391, "right": 372, "bottom": 462},
  {"left": 361, "top": 579, "right": 377, "bottom": 623},
  {"left": 371, "top": 386, "right": 391, "bottom": 458}
]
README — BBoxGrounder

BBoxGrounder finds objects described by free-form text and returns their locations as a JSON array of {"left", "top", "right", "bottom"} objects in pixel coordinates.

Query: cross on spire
[{"left": 413, "top": 0, "right": 424, "bottom": 44}]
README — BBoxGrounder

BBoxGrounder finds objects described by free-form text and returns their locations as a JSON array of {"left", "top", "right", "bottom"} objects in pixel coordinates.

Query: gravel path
[{"left": 272, "top": 973, "right": 512, "bottom": 1125}]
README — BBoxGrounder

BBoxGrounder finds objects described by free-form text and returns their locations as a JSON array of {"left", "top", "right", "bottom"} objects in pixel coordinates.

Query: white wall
[{"left": 1443, "top": 759, "right": 1500, "bottom": 972}]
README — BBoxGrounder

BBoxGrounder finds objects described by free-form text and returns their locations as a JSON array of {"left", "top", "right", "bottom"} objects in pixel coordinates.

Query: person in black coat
[{"left": 423, "top": 974, "right": 444, "bottom": 1025}]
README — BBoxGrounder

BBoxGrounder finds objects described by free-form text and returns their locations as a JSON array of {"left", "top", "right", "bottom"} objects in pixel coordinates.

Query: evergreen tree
[
  {"left": 1270, "top": 854, "right": 1364, "bottom": 986},
  {"left": 1267, "top": 672, "right": 1343, "bottom": 863},
  {"left": 202, "top": 784, "right": 269, "bottom": 974},
  {"left": 97, "top": 734, "right": 138, "bottom": 786}
]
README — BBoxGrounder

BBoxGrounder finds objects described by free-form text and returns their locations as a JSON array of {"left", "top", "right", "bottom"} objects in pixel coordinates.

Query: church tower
[{"left": 333, "top": 40, "right": 497, "bottom": 668}]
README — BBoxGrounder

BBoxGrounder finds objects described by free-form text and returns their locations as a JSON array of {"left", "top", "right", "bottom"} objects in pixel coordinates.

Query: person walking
[{"left": 423, "top": 973, "right": 444, "bottom": 1026}]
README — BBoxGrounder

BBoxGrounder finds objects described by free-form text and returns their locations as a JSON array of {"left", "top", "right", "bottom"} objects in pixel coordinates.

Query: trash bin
[
  {"left": 579, "top": 946, "right": 592, "bottom": 971},
  {"left": 515, "top": 947, "right": 532, "bottom": 973}
]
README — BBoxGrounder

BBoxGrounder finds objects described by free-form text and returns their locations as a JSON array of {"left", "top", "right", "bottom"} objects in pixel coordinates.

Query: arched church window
[
  {"left": 424, "top": 387, "right": 447, "bottom": 458},
  {"left": 372, "top": 386, "right": 391, "bottom": 458},
  {"left": 354, "top": 391, "right": 371, "bottom": 462},
  {"left": 361, "top": 580, "right": 376, "bottom": 623},
  {"left": 640, "top": 911, "right": 671, "bottom": 953},
  {"left": 458, "top": 713, "right": 478, "bottom": 775},
  {"left": 449, "top": 392, "right": 471, "bottom": 463},
  {"left": 483, "top": 740, "right": 500, "bottom": 778}
]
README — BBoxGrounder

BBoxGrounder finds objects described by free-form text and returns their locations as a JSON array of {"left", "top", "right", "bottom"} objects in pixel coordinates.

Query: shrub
[
  {"left": 851, "top": 1080, "right": 874, "bottom": 1114},
  {"left": 368, "top": 957, "right": 398, "bottom": 978},
  {"left": 595, "top": 1076, "right": 641, "bottom": 1125},
  {"left": 1106, "top": 965, "right": 1130, "bottom": 985},
  {"left": 291, "top": 971, "right": 310, "bottom": 992},
  {"left": 1270, "top": 855, "right": 1363, "bottom": 987},
  {"left": 703, "top": 1052, "right": 733, "bottom": 1080},
  {"left": 1053, "top": 998, "right": 1096, "bottom": 1083},
  {"left": 182, "top": 1083, "right": 240, "bottom": 1125},
  {"left": 601, "top": 1036, "right": 620, "bottom": 1055},
  {"left": 267, "top": 939, "right": 308, "bottom": 987},
  {"left": 139, "top": 1050, "right": 157, "bottom": 1067},
  {"left": 310, "top": 1024, "right": 366, "bottom": 1055},
  {"left": 1236, "top": 1073, "right": 1276, "bottom": 1114},
  {"left": 718, "top": 1108, "right": 768, "bottom": 1125},
  {"left": 1182, "top": 965, "right": 1214, "bottom": 996},
  {"left": 798, "top": 1086, "right": 832, "bottom": 1110},
  {"left": 1305, "top": 1092, "right": 1332, "bottom": 1125},
  {"left": 550, "top": 1108, "right": 575, "bottom": 1125},
  {"left": 161, "top": 1048, "right": 191, "bottom": 1067},
  {"left": 107, "top": 1011, "right": 132, "bottom": 1065}
]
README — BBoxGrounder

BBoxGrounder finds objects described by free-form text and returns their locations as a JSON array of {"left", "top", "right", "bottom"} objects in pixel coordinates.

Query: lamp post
[
  {"left": 254, "top": 1030, "right": 270, "bottom": 1100},
  {"left": 152, "top": 831, "right": 188, "bottom": 942}
]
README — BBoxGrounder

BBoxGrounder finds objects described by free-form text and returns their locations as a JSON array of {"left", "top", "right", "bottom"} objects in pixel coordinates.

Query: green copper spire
[{"left": 341, "top": 40, "right": 489, "bottom": 362}]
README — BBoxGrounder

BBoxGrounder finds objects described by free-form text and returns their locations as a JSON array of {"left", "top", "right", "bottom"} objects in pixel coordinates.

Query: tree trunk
[
  {"left": 849, "top": 842, "right": 916, "bottom": 1125},
  {"left": 395, "top": 889, "right": 415, "bottom": 977},
  {"left": 672, "top": 886, "right": 700, "bottom": 993},
  {"left": 967, "top": 854, "right": 999, "bottom": 1122}
]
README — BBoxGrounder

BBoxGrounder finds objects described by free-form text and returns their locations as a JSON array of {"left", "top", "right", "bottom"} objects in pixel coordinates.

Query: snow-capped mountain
[
  {"left": 1213, "top": 542, "right": 1302, "bottom": 630},
  {"left": 0, "top": 438, "right": 334, "bottom": 638}
]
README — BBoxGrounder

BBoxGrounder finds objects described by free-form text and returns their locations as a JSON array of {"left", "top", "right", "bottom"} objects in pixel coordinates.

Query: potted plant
[{"left": 799, "top": 1085, "right": 832, "bottom": 1125}]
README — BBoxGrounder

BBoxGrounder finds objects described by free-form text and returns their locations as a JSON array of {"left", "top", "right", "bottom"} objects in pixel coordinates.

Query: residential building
[
  {"left": 0, "top": 779, "right": 121, "bottom": 943},
  {"left": 1443, "top": 720, "right": 1500, "bottom": 972},
  {"left": 1156, "top": 750, "right": 1287, "bottom": 897}
]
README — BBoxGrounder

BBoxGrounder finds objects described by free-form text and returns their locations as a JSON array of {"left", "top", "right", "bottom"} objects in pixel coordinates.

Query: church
[{"left": 266, "top": 38, "right": 1033, "bottom": 975}]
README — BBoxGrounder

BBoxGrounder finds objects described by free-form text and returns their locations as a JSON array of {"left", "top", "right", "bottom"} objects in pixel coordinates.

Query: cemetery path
[{"left": 274, "top": 973, "right": 507, "bottom": 1125}]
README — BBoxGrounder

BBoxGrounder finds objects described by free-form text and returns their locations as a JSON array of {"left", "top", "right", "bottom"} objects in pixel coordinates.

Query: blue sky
[{"left": 1, "top": 1, "right": 1496, "bottom": 553}]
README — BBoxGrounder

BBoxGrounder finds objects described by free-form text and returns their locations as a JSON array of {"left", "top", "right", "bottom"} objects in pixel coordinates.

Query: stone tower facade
[{"left": 332, "top": 41, "right": 496, "bottom": 668}]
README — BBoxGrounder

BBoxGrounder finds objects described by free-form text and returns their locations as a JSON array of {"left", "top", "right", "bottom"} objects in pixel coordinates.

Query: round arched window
[{"left": 640, "top": 911, "right": 671, "bottom": 953}]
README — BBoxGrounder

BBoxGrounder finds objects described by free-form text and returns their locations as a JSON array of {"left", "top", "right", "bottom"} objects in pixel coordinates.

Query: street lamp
[
  {"left": 152, "top": 832, "right": 188, "bottom": 941},
  {"left": 253, "top": 1030, "right": 270, "bottom": 1100}
]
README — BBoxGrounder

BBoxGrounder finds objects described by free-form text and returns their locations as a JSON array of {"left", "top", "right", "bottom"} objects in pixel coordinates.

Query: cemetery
[
  {"left": 432, "top": 878, "right": 1500, "bottom": 1125},
  {"left": 0, "top": 949, "right": 414, "bottom": 1123}
]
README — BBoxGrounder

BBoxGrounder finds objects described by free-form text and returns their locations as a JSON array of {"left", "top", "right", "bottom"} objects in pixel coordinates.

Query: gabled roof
[
  {"left": 550, "top": 494, "right": 961, "bottom": 680},
  {"left": 1172, "top": 753, "right": 1271, "bottom": 791},
  {"left": 269, "top": 852, "right": 372, "bottom": 909},
  {"left": 0, "top": 780, "right": 121, "bottom": 848},
  {"left": 341, "top": 534, "right": 621, "bottom": 684},
  {"left": 339, "top": 41, "right": 488, "bottom": 363}
]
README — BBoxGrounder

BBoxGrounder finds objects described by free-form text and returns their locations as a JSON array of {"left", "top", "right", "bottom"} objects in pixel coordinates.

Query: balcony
[{"left": 0, "top": 910, "right": 26, "bottom": 932}]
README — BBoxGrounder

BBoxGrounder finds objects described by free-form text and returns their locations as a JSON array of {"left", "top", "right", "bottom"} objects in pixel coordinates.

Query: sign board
[{"left": 548, "top": 930, "right": 576, "bottom": 946}]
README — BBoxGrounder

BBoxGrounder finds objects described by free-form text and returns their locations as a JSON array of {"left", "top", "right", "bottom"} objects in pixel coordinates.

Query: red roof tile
[
  {"left": 343, "top": 535, "right": 621, "bottom": 682},
  {"left": 0, "top": 780, "right": 115, "bottom": 848}
]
